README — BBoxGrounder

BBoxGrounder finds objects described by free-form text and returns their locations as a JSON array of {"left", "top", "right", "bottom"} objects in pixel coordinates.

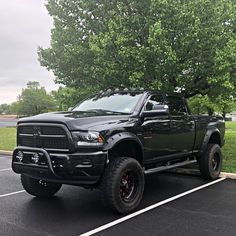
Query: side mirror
[
  {"left": 142, "top": 105, "right": 169, "bottom": 117},
  {"left": 68, "top": 107, "right": 73, "bottom": 112}
]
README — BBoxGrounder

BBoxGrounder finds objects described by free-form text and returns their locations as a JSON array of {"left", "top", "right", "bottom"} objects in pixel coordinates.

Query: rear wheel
[
  {"left": 198, "top": 144, "right": 222, "bottom": 180},
  {"left": 21, "top": 174, "right": 62, "bottom": 198},
  {"left": 100, "top": 157, "right": 144, "bottom": 214}
]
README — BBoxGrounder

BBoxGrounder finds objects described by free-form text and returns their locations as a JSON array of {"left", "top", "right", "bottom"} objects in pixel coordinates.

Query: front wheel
[
  {"left": 21, "top": 174, "right": 62, "bottom": 198},
  {"left": 100, "top": 157, "right": 144, "bottom": 214},
  {"left": 198, "top": 144, "right": 223, "bottom": 180}
]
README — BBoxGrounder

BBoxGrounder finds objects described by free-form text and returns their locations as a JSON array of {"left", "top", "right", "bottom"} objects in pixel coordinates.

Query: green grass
[
  {"left": 222, "top": 121, "right": 236, "bottom": 173},
  {"left": 0, "top": 127, "right": 16, "bottom": 151},
  {"left": 0, "top": 121, "right": 236, "bottom": 172}
]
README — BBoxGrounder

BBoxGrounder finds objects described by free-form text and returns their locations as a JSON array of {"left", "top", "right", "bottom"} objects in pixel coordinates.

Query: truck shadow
[{"left": 21, "top": 173, "right": 207, "bottom": 235}]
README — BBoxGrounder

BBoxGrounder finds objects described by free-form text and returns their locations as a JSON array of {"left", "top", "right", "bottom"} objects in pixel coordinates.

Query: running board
[{"left": 144, "top": 160, "right": 197, "bottom": 175}]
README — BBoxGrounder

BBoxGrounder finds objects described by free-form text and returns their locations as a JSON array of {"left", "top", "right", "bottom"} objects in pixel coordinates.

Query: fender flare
[
  {"left": 103, "top": 132, "right": 144, "bottom": 160},
  {"left": 199, "top": 128, "right": 221, "bottom": 156}
]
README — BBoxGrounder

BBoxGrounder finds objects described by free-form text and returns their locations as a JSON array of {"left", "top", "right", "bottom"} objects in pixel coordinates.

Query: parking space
[
  {"left": 0, "top": 155, "right": 235, "bottom": 236},
  {"left": 94, "top": 179, "right": 235, "bottom": 236},
  {"left": 0, "top": 155, "right": 12, "bottom": 169}
]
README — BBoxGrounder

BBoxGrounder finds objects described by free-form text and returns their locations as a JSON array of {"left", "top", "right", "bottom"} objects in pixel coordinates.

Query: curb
[
  {"left": 220, "top": 172, "right": 236, "bottom": 180},
  {"left": 169, "top": 168, "right": 236, "bottom": 180},
  {"left": 0, "top": 150, "right": 13, "bottom": 156}
]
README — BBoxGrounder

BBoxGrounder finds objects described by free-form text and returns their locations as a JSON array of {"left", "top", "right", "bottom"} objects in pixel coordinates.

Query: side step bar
[{"left": 144, "top": 159, "right": 197, "bottom": 175}]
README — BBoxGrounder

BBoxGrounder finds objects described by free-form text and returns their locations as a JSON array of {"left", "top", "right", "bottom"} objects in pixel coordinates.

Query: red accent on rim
[{"left": 120, "top": 171, "right": 136, "bottom": 202}]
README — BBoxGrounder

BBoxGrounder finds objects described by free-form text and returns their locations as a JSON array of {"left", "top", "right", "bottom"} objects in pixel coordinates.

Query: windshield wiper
[{"left": 85, "top": 109, "right": 130, "bottom": 115}]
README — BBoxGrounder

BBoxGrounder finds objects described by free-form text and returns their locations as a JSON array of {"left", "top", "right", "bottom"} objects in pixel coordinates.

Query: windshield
[{"left": 72, "top": 92, "right": 143, "bottom": 114}]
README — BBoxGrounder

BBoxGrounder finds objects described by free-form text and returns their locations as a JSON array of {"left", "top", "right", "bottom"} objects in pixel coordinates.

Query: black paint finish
[{"left": 12, "top": 90, "right": 225, "bottom": 186}]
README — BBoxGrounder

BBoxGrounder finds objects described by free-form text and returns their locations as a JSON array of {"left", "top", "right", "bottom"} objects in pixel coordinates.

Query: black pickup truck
[{"left": 12, "top": 89, "right": 225, "bottom": 213}]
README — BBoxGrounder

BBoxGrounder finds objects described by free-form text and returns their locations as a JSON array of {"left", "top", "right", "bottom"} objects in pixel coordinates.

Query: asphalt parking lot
[{"left": 0, "top": 154, "right": 235, "bottom": 236}]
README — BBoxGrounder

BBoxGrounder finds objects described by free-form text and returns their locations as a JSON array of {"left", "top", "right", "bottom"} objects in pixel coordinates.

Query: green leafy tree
[
  {"left": 51, "top": 86, "right": 93, "bottom": 110},
  {"left": 15, "top": 81, "right": 57, "bottom": 116},
  {"left": 9, "top": 102, "right": 21, "bottom": 115},
  {"left": 39, "top": 0, "right": 236, "bottom": 98},
  {"left": 0, "top": 104, "right": 11, "bottom": 114},
  {"left": 188, "top": 95, "right": 218, "bottom": 115},
  {"left": 214, "top": 95, "right": 236, "bottom": 118},
  {"left": 188, "top": 94, "right": 236, "bottom": 117}
]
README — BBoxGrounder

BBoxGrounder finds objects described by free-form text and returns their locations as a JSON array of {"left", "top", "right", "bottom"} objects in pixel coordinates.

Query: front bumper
[{"left": 12, "top": 146, "right": 107, "bottom": 186}]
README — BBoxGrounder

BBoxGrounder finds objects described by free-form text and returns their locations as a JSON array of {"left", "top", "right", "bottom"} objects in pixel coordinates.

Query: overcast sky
[{"left": 0, "top": 0, "right": 58, "bottom": 104}]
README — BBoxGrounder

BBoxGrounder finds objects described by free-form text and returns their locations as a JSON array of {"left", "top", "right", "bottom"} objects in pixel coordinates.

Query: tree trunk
[{"left": 207, "top": 107, "right": 214, "bottom": 116}]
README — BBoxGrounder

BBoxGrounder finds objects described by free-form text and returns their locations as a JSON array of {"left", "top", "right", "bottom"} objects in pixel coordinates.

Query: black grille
[
  {"left": 41, "top": 138, "right": 69, "bottom": 150},
  {"left": 18, "top": 125, "right": 70, "bottom": 151},
  {"left": 20, "top": 126, "right": 34, "bottom": 134},
  {"left": 21, "top": 136, "right": 34, "bottom": 147},
  {"left": 41, "top": 126, "right": 66, "bottom": 135}
]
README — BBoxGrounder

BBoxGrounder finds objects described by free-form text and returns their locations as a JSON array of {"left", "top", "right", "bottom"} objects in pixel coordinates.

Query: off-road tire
[
  {"left": 100, "top": 157, "right": 144, "bottom": 214},
  {"left": 21, "top": 174, "right": 62, "bottom": 198},
  {"left": 199, "top": 144, "right": 222, "bottom": 180}
]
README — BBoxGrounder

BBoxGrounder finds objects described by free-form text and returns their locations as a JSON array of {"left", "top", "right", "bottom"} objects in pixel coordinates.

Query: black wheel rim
[
  {"left": 120, "top": 171, "right": 138, "bottom": 203},
  {"left": 212, "top": 152, "right": 220, "bottom": 171}
]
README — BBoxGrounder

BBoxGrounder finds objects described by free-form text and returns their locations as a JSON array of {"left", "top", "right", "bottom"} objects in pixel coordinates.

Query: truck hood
[{"left": 18, "top": 112, "right": 136, "bottom": 131}]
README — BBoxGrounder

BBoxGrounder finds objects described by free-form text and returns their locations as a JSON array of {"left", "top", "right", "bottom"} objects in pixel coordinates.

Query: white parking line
[
  {"left": 80, "top": 177, "right": 226, "bottom": 236},
  {"left": 0, "top": 190, "right": 26, "bottom": 198},
  {"left": 0, "top": 168, "right": 12, "bottom": 172}
]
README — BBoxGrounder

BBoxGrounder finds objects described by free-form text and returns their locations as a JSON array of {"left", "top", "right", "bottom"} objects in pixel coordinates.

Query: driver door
[{"left": 139, "top": 94, "right": 173, "bottom": 164}]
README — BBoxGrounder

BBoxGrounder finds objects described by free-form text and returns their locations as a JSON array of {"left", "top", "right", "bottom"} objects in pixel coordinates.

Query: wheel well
[
  {"left": 109, "top": 140, "right": 143, "bottom": 165},
  {"left": 208, "top": 132, "right": 221, "bottom": 146}
]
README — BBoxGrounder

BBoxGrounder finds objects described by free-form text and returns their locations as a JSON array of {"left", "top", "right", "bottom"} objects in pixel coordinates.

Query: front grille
[
  {"left": 20, "top": 136, "right": 34, "bottom": 147},
  {"left": 18, "top": 124, "right": 70, "bottom": 151},
  {"left": 41, "top": 138, "right": 68, "bottom": 150}
]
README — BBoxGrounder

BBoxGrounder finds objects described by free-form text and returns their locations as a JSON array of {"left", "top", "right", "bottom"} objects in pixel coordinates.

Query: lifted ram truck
[{"left": 12, "top": 90, "right": 225, "bottom": 213}]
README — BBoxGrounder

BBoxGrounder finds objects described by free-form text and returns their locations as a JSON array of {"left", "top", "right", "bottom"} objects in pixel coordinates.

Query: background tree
[
  {"left": 9, "top": 102, "right": 21, "bottom": 116},
  {"left": 14, "top": 81, "right": 57, "bottom": 116},
  {"left": 39, "top": 0, "right": 236, "bottom": 101},
  {"left": 189, "top": 95, "right": 220, "bottom": 116},
  {"left": 51, "top": 86, "right": 93, "bottom": 110},
  {"left": 216, "top": 96, "right": 236, "bottom": 118},
  {"left": 0, "top": 104, "right": 11, "bottom": 114},
  {"left": 188, "top": 94, "right": 236, "bottom": 117}
]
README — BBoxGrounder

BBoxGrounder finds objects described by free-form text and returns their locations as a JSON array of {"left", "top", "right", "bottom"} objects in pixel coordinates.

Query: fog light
[
  {"left": 15, "top": 151, "right": 24, "bottom": 162},
  {"left": 32, "top": 153, "right": 40, "bottom": 164}
]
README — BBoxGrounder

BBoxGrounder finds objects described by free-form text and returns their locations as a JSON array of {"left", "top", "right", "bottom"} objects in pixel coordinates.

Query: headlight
[{"left": 72, "top": 131, "right": 104, "bottom": 146}]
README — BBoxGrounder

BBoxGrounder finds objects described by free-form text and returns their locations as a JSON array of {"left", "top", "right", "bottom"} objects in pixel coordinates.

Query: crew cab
[{"left": 12, "top": 89, "right": 225, "bottom": 213}]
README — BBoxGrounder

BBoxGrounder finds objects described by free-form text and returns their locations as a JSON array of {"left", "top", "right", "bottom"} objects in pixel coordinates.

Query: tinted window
[
  {"left": 166, "top": 96, "right": 188, "bottom": 115},
  {"left": 144, "top": 95, "right": 165, "bottom": 111}
]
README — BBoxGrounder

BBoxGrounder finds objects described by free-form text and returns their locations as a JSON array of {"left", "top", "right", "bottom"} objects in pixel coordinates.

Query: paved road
[
  {"left": 0, "top": 118, "right": 18, "bottom": 127},
  {"left": 0, "top": 155, "right": 235, "bottom": 236}
]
